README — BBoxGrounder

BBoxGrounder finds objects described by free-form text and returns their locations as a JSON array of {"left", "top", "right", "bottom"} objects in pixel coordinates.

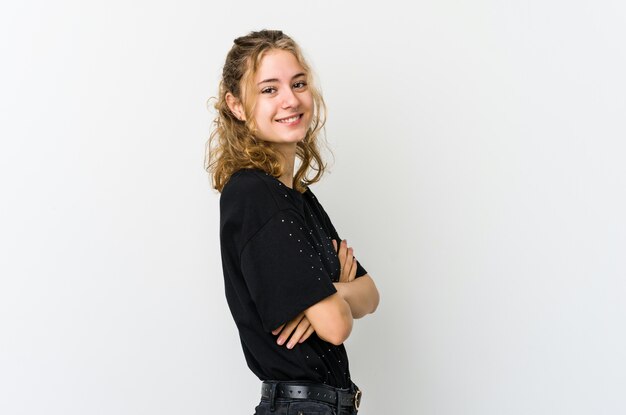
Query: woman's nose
[{"left": 281, "top": 88, "right": 299, "bottom": 109}]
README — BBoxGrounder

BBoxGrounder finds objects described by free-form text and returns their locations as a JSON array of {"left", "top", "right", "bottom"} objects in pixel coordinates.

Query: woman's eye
[
  {"left": 261, "top": 87, "right": 276, "bottom": 94},
  {"left": 293, "top": 81, "right": 307, "bottom": 89}
]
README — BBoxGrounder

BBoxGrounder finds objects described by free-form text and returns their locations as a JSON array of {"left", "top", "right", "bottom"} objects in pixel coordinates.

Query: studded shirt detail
[{"left": 219, "top": 168, "right": 367, "bottom": 388}]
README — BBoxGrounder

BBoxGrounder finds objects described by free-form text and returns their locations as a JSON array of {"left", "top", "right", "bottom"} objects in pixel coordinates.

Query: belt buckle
[{"left": 353, "top": 389, "right": 362, "bottom": 410}]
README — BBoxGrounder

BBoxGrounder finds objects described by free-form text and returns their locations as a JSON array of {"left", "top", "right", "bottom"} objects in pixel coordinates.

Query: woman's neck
[{"left": 275, "top": 144, "right": 297, "bottom": 189}]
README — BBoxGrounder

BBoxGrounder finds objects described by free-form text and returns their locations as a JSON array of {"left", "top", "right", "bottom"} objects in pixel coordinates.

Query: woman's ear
[{"left": 225, "top": 92, "right": 246, "bottom": 121}]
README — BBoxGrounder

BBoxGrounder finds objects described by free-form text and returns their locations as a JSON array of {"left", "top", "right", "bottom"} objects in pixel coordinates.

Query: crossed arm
[{"left": 272, "top": 239, "right": 380, "bottom": 348}]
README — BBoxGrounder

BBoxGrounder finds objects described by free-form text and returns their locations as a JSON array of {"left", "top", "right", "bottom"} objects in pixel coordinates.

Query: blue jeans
[
  {"left": 253, "top": 398, "right": 358, "bottom": 415},
  {"left": 253, "top": 381, "right": 360, "bottom": 415}
]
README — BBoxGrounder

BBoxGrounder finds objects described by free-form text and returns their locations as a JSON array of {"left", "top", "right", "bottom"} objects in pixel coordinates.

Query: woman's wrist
[{"left": 333, "top": 282, "right": 351, "bottom": 302}]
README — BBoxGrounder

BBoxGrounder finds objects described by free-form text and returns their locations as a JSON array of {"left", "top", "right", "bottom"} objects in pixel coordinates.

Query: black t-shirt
[{"left": 219, "top": 168, "right": 368, "bottom": 388}]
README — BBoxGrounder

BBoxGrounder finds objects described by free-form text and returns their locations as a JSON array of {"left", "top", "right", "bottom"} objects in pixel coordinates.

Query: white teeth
[{"left": 277, "top": 115, "right": 300, "bottom": 123}]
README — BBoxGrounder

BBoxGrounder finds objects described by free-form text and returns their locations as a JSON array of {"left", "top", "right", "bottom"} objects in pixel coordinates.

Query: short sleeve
[{"left": 240, "top": 209, "right": 338, "bottom": 332}]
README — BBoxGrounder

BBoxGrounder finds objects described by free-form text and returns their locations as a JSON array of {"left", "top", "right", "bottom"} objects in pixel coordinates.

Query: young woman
[{"left": 206, "top": 30, "right": 380, "bottom": 415}]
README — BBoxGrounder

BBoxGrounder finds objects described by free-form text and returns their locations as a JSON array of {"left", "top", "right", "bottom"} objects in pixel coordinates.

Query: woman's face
[{"left": 249, "top": 49, "right": 313, "bottom": 146}]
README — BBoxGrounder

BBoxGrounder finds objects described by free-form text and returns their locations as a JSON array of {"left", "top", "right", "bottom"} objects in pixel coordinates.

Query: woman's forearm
[
  {"left": 333, "top": 275, "right": 380, "bottom": 319},
  {"left": 304, "top": 293, "right": 353, "bottom": 345}
]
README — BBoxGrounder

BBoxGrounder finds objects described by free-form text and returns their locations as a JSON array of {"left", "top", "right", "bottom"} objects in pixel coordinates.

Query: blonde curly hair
[{"left": 205, "top": 29, "right": 332, "bottom": 194}]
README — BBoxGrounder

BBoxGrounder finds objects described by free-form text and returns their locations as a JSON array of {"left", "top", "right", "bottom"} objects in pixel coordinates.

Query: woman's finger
[
  {"left": 299, "top": 325, "right": 315, "bottom": 343},
  {"left": 341, "top": 245, "right": 354, "bottom": 282},
  {"left": 276, "top": 313, "right": 304, "bottom": 346},
  {"left": 272, "top": 324, "right": 285, "bottom": 336},
  {"left": 348, "top": 256, "right": 357, "bottom": 282},
  {"left": 338, "top": 240, "right": 347, "bottom": 271},
  {"left": 286, "top": 317, "right": 311, "bottom": 349}
]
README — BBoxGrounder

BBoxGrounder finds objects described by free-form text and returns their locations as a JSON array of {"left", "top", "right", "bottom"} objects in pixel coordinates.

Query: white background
[{"left": 1, "top": 1, "right": 625, "bottom": 414}]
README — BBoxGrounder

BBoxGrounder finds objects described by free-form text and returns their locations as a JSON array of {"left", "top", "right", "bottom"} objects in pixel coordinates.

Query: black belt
[{"left": 261, "top": 380, "right": 362, "bottom": 411}]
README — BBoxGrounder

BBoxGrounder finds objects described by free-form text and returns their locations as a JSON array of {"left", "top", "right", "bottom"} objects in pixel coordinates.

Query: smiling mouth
[{"left": 276, "top": 114, "right": 303, "bottom": 123}]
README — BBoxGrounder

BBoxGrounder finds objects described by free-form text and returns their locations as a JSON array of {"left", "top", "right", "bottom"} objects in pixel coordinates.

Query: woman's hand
[
  {"left": 272, "top": 312, "right": 315, "bottom": 349},
  {"left": 332, "top": 239, "right": 357, "bottom": 283}
]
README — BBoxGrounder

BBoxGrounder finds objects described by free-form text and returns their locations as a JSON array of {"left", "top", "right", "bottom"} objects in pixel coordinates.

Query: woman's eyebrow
[{"left": 257, "top": 72, "right": 306, "bottom": 85}]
